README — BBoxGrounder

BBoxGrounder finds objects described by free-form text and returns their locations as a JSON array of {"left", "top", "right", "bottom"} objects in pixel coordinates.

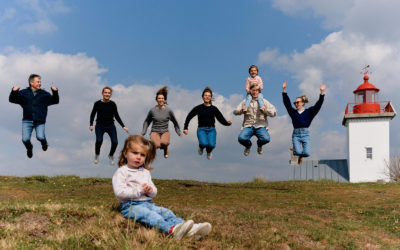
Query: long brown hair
[
  {"left": 118, "top": 135, "right": 156, "bottom": 170},
  {"left": 155, "top": 86, "right": 168, "bottom": 103}
]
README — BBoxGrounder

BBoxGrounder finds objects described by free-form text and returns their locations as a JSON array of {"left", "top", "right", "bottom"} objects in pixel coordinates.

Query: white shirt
[{"left": 112, "top": 165, "right": 158, "bottom": 202}]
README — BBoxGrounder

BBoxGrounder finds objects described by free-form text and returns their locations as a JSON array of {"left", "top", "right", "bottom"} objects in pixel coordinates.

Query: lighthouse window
[{"left": 366, "top": 147, "right": 373, "bottom": 159}]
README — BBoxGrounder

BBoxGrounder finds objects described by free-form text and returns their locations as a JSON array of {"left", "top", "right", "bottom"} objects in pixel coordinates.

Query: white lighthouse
[{"left": 342, "top": 75, "right": 396, "bottom": 182}]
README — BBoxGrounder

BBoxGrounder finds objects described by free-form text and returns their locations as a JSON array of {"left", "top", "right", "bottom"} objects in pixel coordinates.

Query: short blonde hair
[{"left": 118, "top": 135, "right": 156, "bottom": 170}]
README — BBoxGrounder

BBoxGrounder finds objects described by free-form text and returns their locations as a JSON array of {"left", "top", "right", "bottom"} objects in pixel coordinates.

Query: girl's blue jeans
[
  {"left": 120, "top": 200, "right": 184, "bottom": 233},
  {"left": 245, "top": 93, "right": 264, "bottom": 107},
  {"left": 197, "top": 127, "right": 216, "bottom": 153},
  {"left": 292, "top": 128, "right": 310, "bottom": 157}
]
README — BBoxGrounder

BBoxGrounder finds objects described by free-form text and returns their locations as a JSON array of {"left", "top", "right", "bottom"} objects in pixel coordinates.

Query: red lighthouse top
[
  {"left": 352, "top": 75, "right": 380, "bottom": 114},
  {"left": 353, "top": 75, "right": 379, "bottom": 94},
  {"left": 343, "top": 72, "right": 396, "bottom": 126}
]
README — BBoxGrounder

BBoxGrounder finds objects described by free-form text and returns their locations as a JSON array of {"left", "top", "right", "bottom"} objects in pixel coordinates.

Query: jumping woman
[
  {"left": 183, "top": 87, "right": 232, "bottom": 160},
  {"left": 282, "top": 81, "right": 326, "bottom": 164},
  {"left": 90, "top": 86, "right": 129, "bottom": 165},
  {"left": 140, "top": 86, "right": 181, "bottom": 158}
]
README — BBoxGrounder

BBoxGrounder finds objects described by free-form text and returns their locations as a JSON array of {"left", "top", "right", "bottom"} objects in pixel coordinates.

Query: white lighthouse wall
[{"left": 346, "top": 118, "right": 390, "bottom": 182}]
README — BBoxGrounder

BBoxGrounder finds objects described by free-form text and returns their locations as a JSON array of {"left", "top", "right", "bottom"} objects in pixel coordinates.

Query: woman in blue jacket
[{"left": 282, "top": 81, "right": 326, "bottom": 164}]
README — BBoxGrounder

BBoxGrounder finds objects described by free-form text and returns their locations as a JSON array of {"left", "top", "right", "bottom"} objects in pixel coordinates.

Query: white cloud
[
  {"left": 16, "top": 0, "right": 70, "bottom": 33},
  {"left": 271, "top": 0, "right": 355, "bottom": 29},
  {"left": 0, "top": 48, "right": 294, "bottom": 181}
]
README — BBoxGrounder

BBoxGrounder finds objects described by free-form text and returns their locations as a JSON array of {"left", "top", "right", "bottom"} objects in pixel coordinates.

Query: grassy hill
[{"left": 1, "top": 175, "right": 400, "bottom": 249}]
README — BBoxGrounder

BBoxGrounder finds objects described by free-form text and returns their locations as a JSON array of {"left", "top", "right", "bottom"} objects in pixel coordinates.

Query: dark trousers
[{"left": 95, "top": 124, "right": 118, "bottom": 156}]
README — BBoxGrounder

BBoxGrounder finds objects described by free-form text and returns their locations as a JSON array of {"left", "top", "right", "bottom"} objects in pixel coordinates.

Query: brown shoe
[
  {"left": 164, "top": 147, "right": 169, "bottom": 158},
  {"left": 298, "top": 156, "right": 303, "bottom": 165}
]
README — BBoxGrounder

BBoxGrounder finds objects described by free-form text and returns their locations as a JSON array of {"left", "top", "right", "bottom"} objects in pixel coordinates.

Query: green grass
[{"left": 1, "top": 176, "right": 400, "bottom": 249}]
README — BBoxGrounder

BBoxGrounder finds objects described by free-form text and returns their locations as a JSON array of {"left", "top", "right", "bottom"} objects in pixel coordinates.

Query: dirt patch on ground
[
  {"left": 0, "top": 189, "right": 30, "bottom": 202},
  {"left": 17, "top": 212, "right": 50, "bottom": 237}
]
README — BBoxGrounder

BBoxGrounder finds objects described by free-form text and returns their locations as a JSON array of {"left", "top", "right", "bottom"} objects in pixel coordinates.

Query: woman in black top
[
  {"left": 90, "top": 86, "right": 129, "bottom": 165},
  {"left": 183, "top": 87, "right": 232, "bottom": 160}
]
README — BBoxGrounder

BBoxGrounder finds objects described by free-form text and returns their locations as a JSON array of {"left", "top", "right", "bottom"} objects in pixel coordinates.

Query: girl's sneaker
[
  {"left": 172, "top": 220, "right": 194, "bottom": 240},
  {"left": 94, "top": 154, "right": 99, "bottom": 164},
  {"left": 187, "top": 222, "right": 212, "bottom": 240}
]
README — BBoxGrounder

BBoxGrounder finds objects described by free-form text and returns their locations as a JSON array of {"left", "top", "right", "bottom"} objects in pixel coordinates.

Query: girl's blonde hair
[
  {"left": 296, "top": 94, "right": 309, "bottom": 104},
  {"left": 118, "top": 135, "right": 156, "bottom": 170}
]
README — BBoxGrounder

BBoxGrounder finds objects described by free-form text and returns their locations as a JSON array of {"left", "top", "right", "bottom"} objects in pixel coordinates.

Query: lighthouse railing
[{"left": 344, "top": 101, "right": 393, "bottom": 114}]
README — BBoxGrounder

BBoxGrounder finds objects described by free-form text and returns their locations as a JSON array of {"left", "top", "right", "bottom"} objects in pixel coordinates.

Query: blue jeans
[
  {"left": 245, "top": 93, "right": 264, "bottom": 107},
  {"left": 95, "top": 124, "right": 118, "bottom": 156},
  {"left": 238, "top": 126, "right": 270, "bottom": 148},
  {"left": 292, "top": 128, "right": 310, "bottom": 157},
  {"left": 197, "top": 127, "right": 216, "bottom": 153},
  {"left": 22, "top": 120, "right": 47, "bottom": 149},
  {"left": 120, "top": 200, "right": 184, "bottom": 234}
]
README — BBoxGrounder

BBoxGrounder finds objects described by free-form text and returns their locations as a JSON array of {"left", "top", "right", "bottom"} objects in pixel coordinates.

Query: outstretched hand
[
  {"left": 51, "top": 86, "right": 58, "bottom": 91},
  {"left": 123, "top": 127, "right": 129, "bottom": 134},
  {"left": 227, "top": 120, "right": 232, "bottom": 125},
  {"left": 12, "top": 86, "right": 20, "bottom": 91},
  {"left": 282, "top": 81, "right": 288, "bottom": 92},
  {"left": 320, "top": 83, "right": 327, "bottom": 95}
]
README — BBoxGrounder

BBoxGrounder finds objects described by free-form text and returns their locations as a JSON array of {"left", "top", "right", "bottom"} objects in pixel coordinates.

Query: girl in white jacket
[{"left": 112, "top": 135, "right": 211, "bottom": 240}]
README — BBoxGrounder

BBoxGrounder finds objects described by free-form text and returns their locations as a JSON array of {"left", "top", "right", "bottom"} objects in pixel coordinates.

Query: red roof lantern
[{"left": 352, "top": 75, "right": 380, "bottom": 114}]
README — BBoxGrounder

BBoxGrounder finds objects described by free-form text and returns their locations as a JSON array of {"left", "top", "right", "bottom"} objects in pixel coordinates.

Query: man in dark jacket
[{"left": 9, "top": 74, "right": 59, "bottom": 158}]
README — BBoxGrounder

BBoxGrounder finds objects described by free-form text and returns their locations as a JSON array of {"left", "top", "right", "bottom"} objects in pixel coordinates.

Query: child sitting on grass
[{"left": 112, "top": 135, "right": 212, "bottom": 240}]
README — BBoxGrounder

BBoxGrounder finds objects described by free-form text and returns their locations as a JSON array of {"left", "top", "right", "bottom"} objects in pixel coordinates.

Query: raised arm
[
  {"left": 282, "top": 81, "right": 295, "bottom": 114},
  {"left": 9, "top": 87, "right": 22, "bottom": 104},
  {"left": 308, "top": 83, "right": 326, "bottom": 117},
  {"left": 49, "top": 87, "right": 59, "bottom": 105}
]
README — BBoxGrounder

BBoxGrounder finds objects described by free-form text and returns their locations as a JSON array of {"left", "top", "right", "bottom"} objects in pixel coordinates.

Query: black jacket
[{"left": 9, "top": 87, "right": 59, "bottom": 123}]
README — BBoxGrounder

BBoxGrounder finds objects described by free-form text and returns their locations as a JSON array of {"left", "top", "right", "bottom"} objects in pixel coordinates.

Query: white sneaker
[
  {"left": 198, "top": 147, "right": 204, "bottom": 155},
  {"left": 206, "top": 152, "right": 212, "bottom": 160},
  {"left": 257, "top": 146, "right": 263, "bottom": 155},
  {"left": 94, "top": 154, "right": 99, "bottom": 164},
  {"left": 172, "top": 220, "right": 194, "bottom": 240},
  {"left": 244, "top": 147, "right": 250, "bottom": 156},
  {"left": 187, "top": 222, "right": 212, "bottom": 240},
  {"left": 109, "top": 155, "right": 114, "bottom": 165}
]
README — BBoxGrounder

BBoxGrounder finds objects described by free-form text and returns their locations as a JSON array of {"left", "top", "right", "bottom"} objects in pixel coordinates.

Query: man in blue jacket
[{"left": 9, "top": 74, "right": 59, "bottom": 158}]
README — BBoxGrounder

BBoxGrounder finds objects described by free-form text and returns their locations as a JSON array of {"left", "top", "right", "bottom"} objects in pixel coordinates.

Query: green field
[{"left": 1, "top": 176, "right": 400, "bottom": 249}]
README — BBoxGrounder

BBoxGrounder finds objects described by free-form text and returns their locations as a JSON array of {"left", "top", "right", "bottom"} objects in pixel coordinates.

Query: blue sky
[{"left": 1, "top": 0, "right": 399, "bottom": 182}]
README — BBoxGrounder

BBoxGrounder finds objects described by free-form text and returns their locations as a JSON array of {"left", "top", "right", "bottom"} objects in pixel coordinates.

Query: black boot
[
  {"left": 23, "top": 141, "right": 33, "bottom": 158},
  {"left": 39, "top": 139, "right": 48, "bottom": 151}
]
